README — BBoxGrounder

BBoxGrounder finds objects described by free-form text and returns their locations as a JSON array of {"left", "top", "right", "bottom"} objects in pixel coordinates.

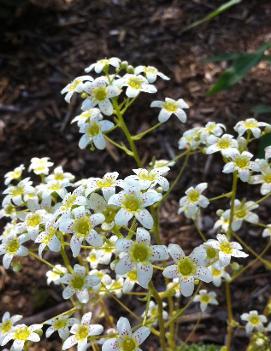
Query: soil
[{"left": 1, "top": 0, "right": 271, "bottom": 350}]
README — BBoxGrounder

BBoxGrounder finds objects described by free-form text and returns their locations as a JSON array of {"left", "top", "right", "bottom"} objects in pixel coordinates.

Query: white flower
[
  {"left": 78, "top": 117, "right": 114, "bottom": 150},
  {"left": 206, "top": 234, "right": 248, "bottom": 266},
  {"left": 149, "top": 159, "right": 174, "bottom": 175},
  {"left": 125, "top": 168, "right": 169, "bottom": 191},
  {"left": 82, "top": 77, "right": 121, "bottom": 115},
  {"left": 178, "top": 183, "right": 209, "bottom": 219},
  {"left": 85, "top": 172, "right": 120, "bottom": 200},
  {"left": 1, "top": 323, "right": 42, "bottom": 351},
  {"left": 4, "top": 165, "right": 25, "bottom": 185},
  {"left": 150, "top": 97, "right": 188, "bottom": 123},
  {"left": 71, "top": 108, "right": 102, "bottom": 127},
  {"left": 106, "top": 277, "right": 124, "bottom": 298},
  {"left": 89, "top": 193, "right": 118, "bottom": 231},
  {"left": 63, "top": 312, "right": 103, "bottom": 351},
  {"left": 234, "top": 118, "right": 270, "bottom": 138},
  {"left": 46, "top": 166, "right": 75, "bottom": 185},
  {"left": 56, "top": 192, "right": 87, "bottom": 216},
  {"left": 116, "top": 74, "right": 157, "bottom": 98},
  {"left": 108, "top": 184, "right": 161, "bottom": 229},
  {"left": 29, "top": 157, "right": 53, "bottom": 175},
  {"left": 115, "top": 227, "right": 168, "bottom": 288},
  {"left": 163, "top": 244, "right": 212, "bottom": 297},
  {"left": 60, "top": 264, "right": 100, "bottom": 303},
  {"left": 223, "top": 151, "right": 253, "bottom": 182},
  {"left": 225, "top": 199, "right": 259, "bottom": 231},
  {"left": 194, "top": 289, "right": 218, "bottom": 312},
  {"left": 210, "top": 262, "right": 231, "bottom": 287},
  {"left": 85, "top": 57, "right": 121, "bottom": 74},
  {"left": 206, "top": 134, "right": 238, "bottom": 157},
  {"left": 35, "top": 222, "right": 61, "bottom": 257},
  {"left": 61, "top": 75, "right": 93, "bottom": 103},
  {"left": 120, "top": 270, "right": 138, "bottom": 293},
  {"left": 3, "top": 178, "right": 33, "bottom": 206},
  {"left": 134, "top": 65, "right": 169, "bottom": 83},
  {"left": 241, "top": 310, "right": 267, "bottom": 334},
  {"left": 178, "top": 127, "right": 203, "bottom": 150},
  {"left": 23, "top": 209, "right": 48, "bottom": 239},
  {"left": 0, "top": 234, "right": 28, "bottom": 269},
  {"left": 142, "top": 301, "right": 168, "bottom": 325},
  {"left": 265, "top": 145, "right": 271, "bottom": 160},
  {"left": 46, "top": 316, "right": 78, "bottom": 340},
  {"left": 200, "top": 122, "right": 226, "bottom": 142},
  {"left": 262, "top": 225, "right": 271, "bottom": 240},
  {"left": 58, "top": 207, "right": 105, "bottom": 257},
  {"left": 0, "top": 312, "right": 22, "bottom": 344},
  {"left": 251, "top": 159, "right": 271, "bottom": 195},
  {"left": 102, "top": 317, "right": 150, "bottom": 351},
  {"left": 46, "top": 264, "right": 67, "bottom": 285}
]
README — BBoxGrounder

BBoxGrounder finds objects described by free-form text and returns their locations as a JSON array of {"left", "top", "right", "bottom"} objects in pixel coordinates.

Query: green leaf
[
  {"left": 258, "top": 133, "right": 271, "bottom": 159},
  {"left": 183, "top": 0, "right": 242, "bottom": 32},
  {"left": 208, "top": 42, "right": 271, "bottom": 95}
]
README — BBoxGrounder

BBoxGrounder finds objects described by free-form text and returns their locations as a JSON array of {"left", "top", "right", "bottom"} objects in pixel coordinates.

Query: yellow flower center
[
  {"left": 9, "top": 169, "right": 22, "bottom": 180},
  {"left": 187, "top": 190, "right": 200, "bottom": 203},
  {"left": 11, "top": 186, "right": 24, "bottom": 197},
  {"left": 263, "top": 173, "right": 271, "bottom": 183},
  {"left": 6, "top": 238, "right": 20, "bottom": 254},
  {"left": 53, "top": 319, "right": 67, "bottom": 330},
  {"left": 244, "top": 120, "right": 258, "bottom": 129},
  {"left": 212, "top": 268, "right": 221, "bottom": 277},
  {"left": 103, "top": 206, "right": 117, "bottom": 223},
  {"left": 145, "top": 66, "right": 157, "bottom": 74},
  {"left": 235, "top": 205, "right": 247, "bottom": 219},
  {"left": 87, "top": 122, "right": 100, "bottom": 137},
  {"left": 48, "top": 182, "right": 62, "bottom": 192},
  {"left": 163, "top": 101, "right": 177, "bottom": 113},
  {"left": 128, "top": 77, "right": 143, "bottom": 89},
  {"left": 69, "top": 79, "right": 81, "bottom": 91},
  {"left": 54, "top": 173, "right": 65, "bottom": 181},
  {"left": 249, "top": 316, "right": 260, "bottom": 325},
  {"left": 138, "top": 171, "right": 156, "bottom": 181},
  {"left": 14, "top": 326, "right": 31, "bottom": 341},
  {"left": 92, "top": 87, "right": 107, "bottom": 101},
  {"left": 205, "top": 246, "right": 218, "bottom": 261},
  {"left": 127, "top": 270, "right": 137, "bottom": 281},
  {"left": 123, "top": 194, "right": 141, "bottom": 212},
  {"left": 219, "top": 241, "right": 233, "bottom": 255},
  {"left": 178, "top": 257, "right": 196, "bottom": 277},
  {"left": 121, "top": 337, "right": 137, "bottom": 351},
  {"left": 200, "top": 295, "right": 210, "bottom": 303},
  {"left": 234, "top": 156, "right": 249, "bottom": 169},
  {"left": 130, "top": 243, "right": 151, "bottom": 263},
  {"left": 75, "top": 325, "right": 89, "bottom": 340},
  {"left": 96, "top": 178, "right": 114, "bottom": 188},
  {"left": 217, "top": 139, "right": 230, "bottom": 149},
  {"left": 26, "top": 213, "right": 41, "bottom": 227},
  {"left": 73, "top": 216, "right": 91, "bottom": 238},
  {"left": 71, "top": 274, "right": 85, "bottom": 290},
  {"left": 61, "top": 195, "right": 76, "bottom": 211},
  {"left": 0, "top": 320, "right": 12, "bottom": 333}
]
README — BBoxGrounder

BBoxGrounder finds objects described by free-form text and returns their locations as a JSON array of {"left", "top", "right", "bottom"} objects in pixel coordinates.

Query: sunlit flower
[
  {"left": 102, "top": 317, "right": 150, "bottom": 351},
  {"left": 46, "top": 264, "right": 67, "bottom": 285},
  {"left": 108, "top": 184, "right": 161, "bottom": 229},
  {"left": 3, "top": 178, "right": 33, "bottom": 206},
  {"left": 1, "top": 323, "right": 42, "bottom": 351},
  {"left": 200, "top": 122, "right": 226, "bottom": 142},
  {"left": 78, "top": 117, "right": 114, "bottom": 150},
  {"left": 150, "top": 97, "right": 188, "bottom": 123},
  {"left": 234, "top": 118, "right": 270, "bottom": 138},
  {"left": 46, "top": 166, "right": 75, "bottom": 185},
  {"left": 4, "top": 165, "right": 25, "bottom": 185},
  {"left": 178, "top": 127, "right": 202, "bottom": 150},
  {"left": 251, "top": 159, "right": 271, "bottom": 195},
  {"left": 0, "top": 312, "right": 22, "bottom": 344},
  {"left": 85, "top": 57, "right": 121, "bottom": 74},
  {"left": 120, "top": 270, "right": 138, "bottom": 293},
  {"left": 223, "top": 151, "right": 253, "bottom": 182},
  {"left": 163, "top": 244, "right": 212, "bottom": 297},
  {"left": 45, "top": 316, "right": 78, "bottom": 340},
  {"left": 61, "top": 75, "right": 93, "bottom": 103},
  {"left": 82, "top": 77, "right": 121, "bottom": 115},
  {"left": 134, "top": 65, "right": 169, "bottom": 83},
  {"left": 149, "top": 159, "right": 175, "bottom": 175},
  {"left": 206, "top": 134, "right": 238, "bottom": 157},
  {"left": 117, "top": 74, "right": 157, "bottom": 98},
  {"left": 58, "top": 207, "right": 105, "bottom": 257},
  {"left": 210, "top": 262, "right": 231, "bottom": 287},
  {"left": 125, "top": 168, "right": 169, "bottom": 191},
  {"left": 178, "top": 183, "right": 209, "bottom": 219},
  {"left": 71, "top": 108, "right": 102, "bottom": 127},
  {"left": 115, "top": 227, "right": 168, "bottom": 288},
  {"left": 24, "top": 209, "right": 49, "bottom": 239},
  {"left": 89, "top": 193, "right": 118, "bottom": 231},
  {"left": 56, "top": 192, "right": 87, "bottom": 217},
  {"left": 0, "top": 234, "right": 28, "bottom": 269},
  {"left": 224, "top": 199, "right": 259, "bottom": 231},
  {"left": 194, "top": 289, "right": 218, "bottom": 312},
  {"left": 241, "top": 310, "right": 267, "bottom": 334},
  {"left": 29, "top": 157, "right": 53, "bottom": 175},
  {"left": 262, "top": 225, "right": 271, "bottom": 240},
  {"left": 60, "top": 264, "right": 100, "bottom": 303},
  {"left": 142, "top": 301, "right": 168, "bottom": 325},
  {"left": 206, "top": 234, "right": 248, "bottom": 266},
  {"left": 86, "top": 172, "right": 120, "bottom": 200},
  {"left": 35, "top": 222, "right": 61, "bottom": 257},
  {"left": 63, "top": 312, "right": 103, "bottom": 350}
]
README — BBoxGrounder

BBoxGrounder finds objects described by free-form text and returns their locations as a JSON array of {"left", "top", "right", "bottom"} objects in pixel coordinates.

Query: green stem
[
  {"left": 225, "top": 282, "right": 233, "bottom": 351},
  {"left": 227, "top": 172, "right": 238, "bottom": 239},
  {"left": 29, "top": 251, "right": 55, "bottom": 270},
  {"left": 149, "top": 282, "right": 167, "bottom": 351},
  {"left": 209, "top": 192, "right": 232, "bottom": 202},
  {"left": 132, "top": 122, "right": 162, "bottom": 141},
  {"left": 61, "top": 242, "right": 73, "bottom": 273}
]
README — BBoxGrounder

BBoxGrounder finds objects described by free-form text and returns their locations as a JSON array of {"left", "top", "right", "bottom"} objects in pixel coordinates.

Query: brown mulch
[{"left": 1, "top": 0, "right": 271, "bottom": 349}]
